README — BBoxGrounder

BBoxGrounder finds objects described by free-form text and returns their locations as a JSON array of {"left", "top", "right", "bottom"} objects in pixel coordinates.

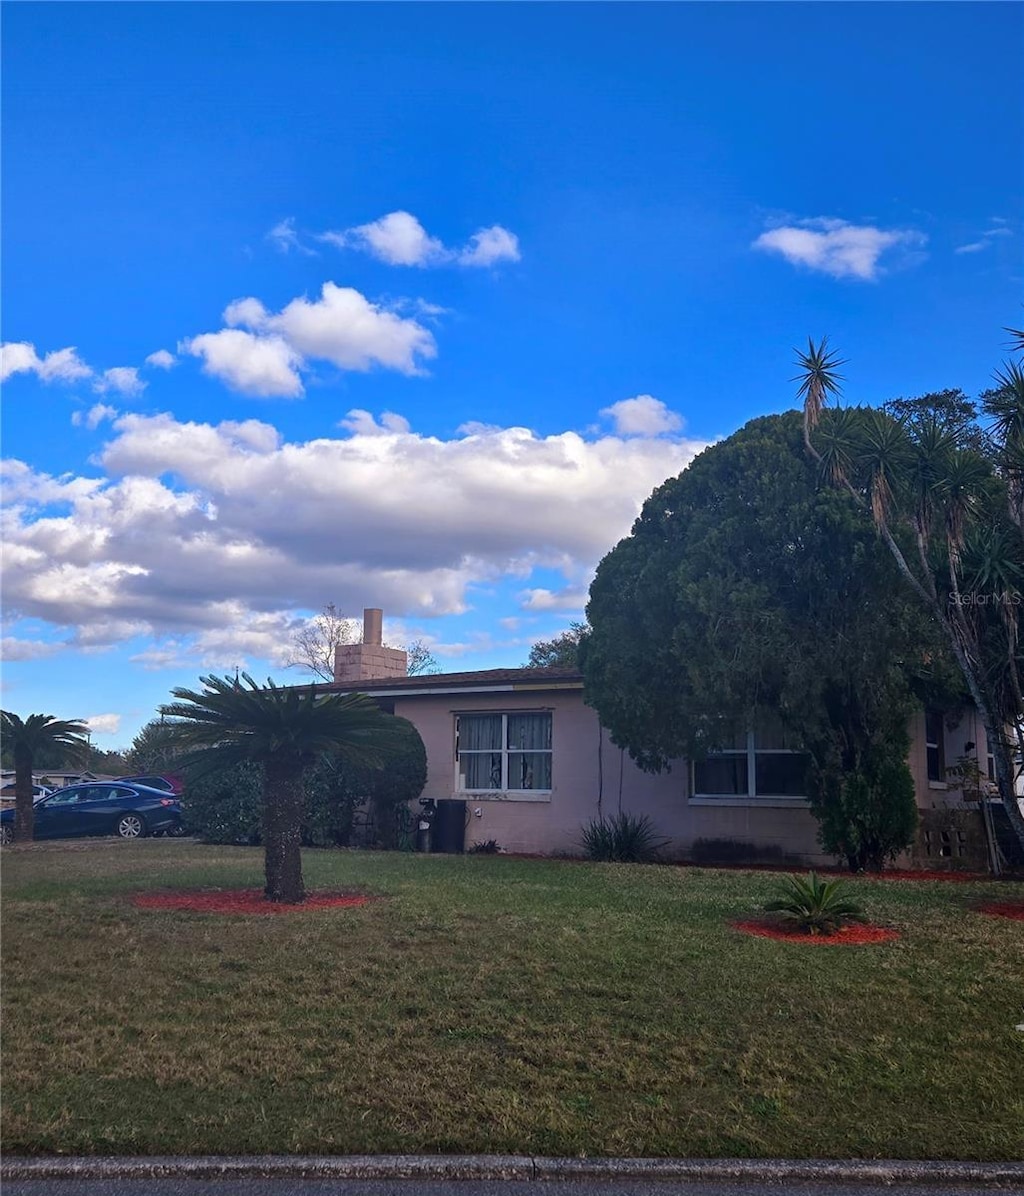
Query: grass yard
[{"left": 2, "top": 839, "right": 1022, "bottom": 1160}]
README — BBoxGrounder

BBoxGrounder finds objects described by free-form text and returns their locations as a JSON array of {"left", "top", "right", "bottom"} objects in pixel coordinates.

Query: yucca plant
[
  {"left": 764, "top": 871, "right": 867, "bottom": 936},
  {"left": 581, "top": 812, "right": 668, "bottom": 862}
]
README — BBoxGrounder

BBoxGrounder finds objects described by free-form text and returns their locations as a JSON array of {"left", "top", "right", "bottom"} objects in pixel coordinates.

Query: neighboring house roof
[{"left": 317, "top": 666, "right": 584, "bottom": 698}]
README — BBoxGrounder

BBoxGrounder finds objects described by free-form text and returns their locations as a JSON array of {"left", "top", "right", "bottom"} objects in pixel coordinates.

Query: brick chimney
[{"left": 333, "top": 608, "right": 408, "bottom": 684}]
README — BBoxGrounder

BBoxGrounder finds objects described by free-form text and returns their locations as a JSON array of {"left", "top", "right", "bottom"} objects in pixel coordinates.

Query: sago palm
[
  {"left": 161, "top": 674, "right": 402, "bottom": 902},
  {"left": 0, "top": 712, "right": 89, "bottom": 843},
  {"left": 764, "top": 872, "right": 867, "bottom": 936}
]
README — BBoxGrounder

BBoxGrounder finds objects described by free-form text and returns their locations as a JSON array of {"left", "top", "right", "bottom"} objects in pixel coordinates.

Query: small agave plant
[{"left": 764, "top": 872, "right": 867, "bottom": 936}]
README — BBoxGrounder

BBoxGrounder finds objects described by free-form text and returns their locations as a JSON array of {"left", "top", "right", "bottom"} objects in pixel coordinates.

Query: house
[
  {"left": 322, "top": 610, "right": 1011, "bottom": 866},
  {"left": 0, "top": 770, "right": 109, "bottom": 800}
]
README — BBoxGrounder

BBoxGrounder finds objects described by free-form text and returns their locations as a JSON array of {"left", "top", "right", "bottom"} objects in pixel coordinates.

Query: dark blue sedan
[{"left": 0, "top": 781, "right": 184, "bottom": 844}]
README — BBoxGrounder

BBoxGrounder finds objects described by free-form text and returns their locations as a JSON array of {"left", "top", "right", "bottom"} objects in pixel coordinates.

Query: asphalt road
[{"left": 4, "top": 1181, "right": 1022, "bottom": 1196}]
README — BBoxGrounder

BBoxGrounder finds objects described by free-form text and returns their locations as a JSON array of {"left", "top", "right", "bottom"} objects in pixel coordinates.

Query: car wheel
[
  {"left": 0, "top": 825, "right": 12, "bottom": 845},
  {"left": 116, "top": 813, "right": 146, "bottom": 839}
]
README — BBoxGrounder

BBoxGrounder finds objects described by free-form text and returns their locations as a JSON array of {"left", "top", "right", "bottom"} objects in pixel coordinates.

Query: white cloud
[
  {"left": 182, "top": 329, "right": 305, "bottom": 398},
  {"left": 84, "top": 713, "right": 121, "bottom": 736},
  {"left": 340, "top": 211, "right": 446, "bottom": 267},
  {"left": 185, "top": 283, "right": 436, "bottom": 395},
  {"left": 145, "top": 349, "right": 176, "bottom": 370},
  {"left": 600, "top": 395, "right": 683, "bottom": 437},
  {"left": 1, "top": 636, "right": 64, "bottom": 661},
  {"left": 72, "top": 403, "right": 119, "bottom": 430},
  {"left": 266, "top": 216, "right": 315, "bottom": 256},
  {"left": 752, "top": 217, "right": 926, "bottom": 281},
  {"left": 955, "top": 220, "right": 1015, "bottom": 254},
  {"left": 262, "top": 283, "right": 436, "bottom": 375},
  {"left": 1, "top": 342, "right": 92, "bottom": 384},
  {"left": 1, "top": 342, "right": 41, "bottom": 382},
  {"left": 322, "top": 210, "right": 520, "bottom": 269},
  {"left": 37, "top": 347, "right": 93, "bottom": 383},
  {"left": 94, "top": 366, "right": 146, "bottom": 397},
  {"left": 518, "top": 587, "right": 589, "bottom": 612},
  {"left": 339, "top": 409, "right": 412, "bottom": 436},
  {"left": 456, "top": 225, "right": 521, "bottom": 266},
  {"left": 2, "top": 409, "right": 708, "bottom": 658}
]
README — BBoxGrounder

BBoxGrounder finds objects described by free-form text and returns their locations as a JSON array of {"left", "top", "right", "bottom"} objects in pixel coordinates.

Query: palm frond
[
  {"left": 0, "top": 711, "right": 90, "bottom": 764},
  {"left": 857, "top": 412, "right": 912, "bottom": 530},
  {"left": 160, "top": 674, "right": 404, "bottom": 775},
  {"left": 1004, "top": 325, "right": 1024, "bottom": 354},
  {"left": 986, "top": 360, "right": 1024, "bottom": 448},
  {"left": 814, "top": 407, "right": 860, "bottom": 487},
  {"left": 764, "top": 871, "right": 867, "bottom": 935},
  {"left": 941, "top": 451, "right": 990, "bottom": 566},
  {"left": 793, "top": 337, "right": 846, "bottom": 435}
]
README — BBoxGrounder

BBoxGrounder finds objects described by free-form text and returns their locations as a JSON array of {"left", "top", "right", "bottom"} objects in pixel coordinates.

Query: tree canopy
[
  {"left": 583, "top": 411, "right": 954, "bottom": 869},
  {"left": 524, "top": 622, "right": 589, "bottom": 669},
  {"left": 797, "top": 338, "right": 1024, "bottom": 859}
]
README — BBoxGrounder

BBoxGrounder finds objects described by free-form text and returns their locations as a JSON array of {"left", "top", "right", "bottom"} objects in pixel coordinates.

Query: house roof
[{"left": 314, "top": 666, "right": 583, "bottom": 699}]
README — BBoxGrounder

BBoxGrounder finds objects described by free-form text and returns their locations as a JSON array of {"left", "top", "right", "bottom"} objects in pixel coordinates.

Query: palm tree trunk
[
  {"left": 13, "top": 746, "right": 35, "bottom": 843},
  {"left": 262, "top": 756, "right": 306, "bottom": 903}
]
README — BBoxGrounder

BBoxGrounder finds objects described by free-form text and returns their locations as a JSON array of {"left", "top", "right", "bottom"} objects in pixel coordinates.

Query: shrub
[
  {"left": 183, "top": 761, "right": 262, "bottom": 844},
  {"left": 183, "top": 715, "right": 427, "bottom": 849},
  {"left": 808, "top": 736, "right": 918, "bottom": 872},
  {"left": 690, "top": 838, "right": 796, "bottom": 867},
  {"left": 468, "top": 839, "right": 501, "bottom": 854},
  {"left": 581, "top": 812, "right": 668, "bottom": 862},
  {"left": 764, "top": 871, "right": 867, "bottom": 936}
]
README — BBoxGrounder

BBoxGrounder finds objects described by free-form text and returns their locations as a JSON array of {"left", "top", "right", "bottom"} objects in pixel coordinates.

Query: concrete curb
[{"left": 3, "top": 1154, "right": 1024, "bottom": 1184}]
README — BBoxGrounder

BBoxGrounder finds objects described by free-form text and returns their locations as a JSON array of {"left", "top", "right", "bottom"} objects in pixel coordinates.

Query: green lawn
[{"left": 2, "top": 839, "right": 1022, "bottom": 1159}]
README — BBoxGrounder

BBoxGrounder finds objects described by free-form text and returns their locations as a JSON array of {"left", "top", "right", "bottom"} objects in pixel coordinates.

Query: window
[
  {"left": 456, "top": 712, "right": 552, "bottom": 794},
  {"left": 925, "top": 710, "right": 945, "bottom": 783},
  {"left": 692, "top": 724, "right": 809, "bottom": 802}
]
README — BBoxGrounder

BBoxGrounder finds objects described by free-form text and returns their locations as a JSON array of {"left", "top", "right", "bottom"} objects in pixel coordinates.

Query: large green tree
[
  {"left": 796, "top": 339, "right": 1024, "bottom": 858},
  {"left": 583, "top": 412, "right": 952, "bottom": 870},
  {"left": 161, "top": 675, "right": 403, "bottom": 901},
  {"left": 126, "top": 718, "right": 184, "bottom": 775},
  {"left": 0, "top": 713, "right": 89, "bottom": 843},
  {"left": 524, "top": 622, "right": 589, "bottom": 669}
]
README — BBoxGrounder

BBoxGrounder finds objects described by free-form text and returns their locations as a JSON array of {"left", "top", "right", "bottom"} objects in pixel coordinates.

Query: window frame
[
  {"left": 925, "top": 709, "right": 946, "bottom": 786},
  {"left": 689, "top": 730, "right": 811, "bottom": 807},
  {"left": 454, "top": 710, "right": 553, "bottom": 800}
]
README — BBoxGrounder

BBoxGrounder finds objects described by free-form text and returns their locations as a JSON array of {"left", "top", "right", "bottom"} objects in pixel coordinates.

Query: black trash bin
[{"left": 432, "top": 799, "right": 466, "bottom": 854}]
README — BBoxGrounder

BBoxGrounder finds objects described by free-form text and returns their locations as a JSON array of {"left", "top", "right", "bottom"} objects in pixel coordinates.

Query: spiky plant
[
  {"left": 161, "top": 674, "right": 402, "bottom": 902},
  {"left": 581, "top": 812, "right": 668, "bottom": 863},
  {"left": 764, "top": 871, "right": 867, "bottom": 936},
  {"left": 795, "top": 336, "right": 1024, "bottom": 862},
  {"left": 793, "top": 337, "right": 846, "bottom": 454},
  {"left": 0, "top": 712, "right": 89, "bottom": 843}
]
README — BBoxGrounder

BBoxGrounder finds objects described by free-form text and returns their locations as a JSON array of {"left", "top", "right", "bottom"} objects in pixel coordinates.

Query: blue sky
[{"left": 2, "top": 2, "right": 1021, "bottom": 747}]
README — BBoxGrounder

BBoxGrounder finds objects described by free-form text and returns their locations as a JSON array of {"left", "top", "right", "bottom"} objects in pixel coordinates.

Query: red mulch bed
[
  {"left": 852, "top": 869, "right": 984, "bottom": 883},
  {"left": 732, "top": 918, "right": 900, "bottom": 945},
  {"left": 975, "top": 901, "right": 1024, "bottom": 922},
  {"left": 133, "top": 889, "right": 375, "bottom": 915}
]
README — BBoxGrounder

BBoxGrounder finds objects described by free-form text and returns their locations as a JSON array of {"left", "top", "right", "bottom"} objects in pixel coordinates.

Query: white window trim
[
  {"left": 454, "top": 711, "right": 553, "bottom": 801},
  {"left": 689, "top": 731, "right": 810, "bottom": 807}
]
